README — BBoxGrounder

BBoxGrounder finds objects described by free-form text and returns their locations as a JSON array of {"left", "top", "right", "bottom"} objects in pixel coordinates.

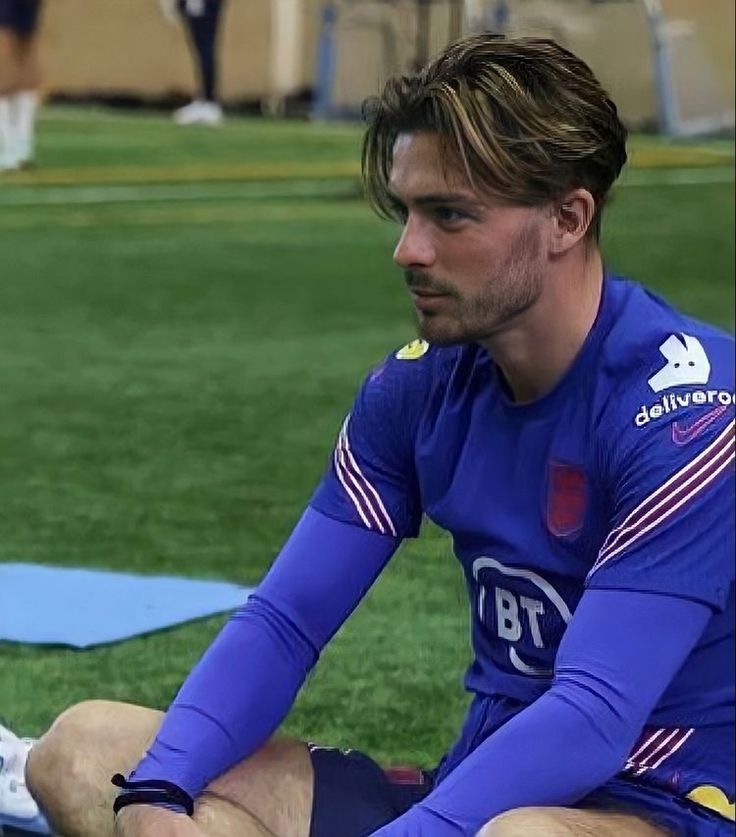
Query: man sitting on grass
[{"left": 2, "top": 33, "right": 734, "bottom": 837}]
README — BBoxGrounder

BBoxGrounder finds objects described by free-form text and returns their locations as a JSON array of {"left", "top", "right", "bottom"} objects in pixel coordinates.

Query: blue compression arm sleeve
[
  {"left": 130, "top": 507, "right": 398, "bottom": 797},
  {"left": 372, "top": 589, "right": 712, "bottom": 837}
]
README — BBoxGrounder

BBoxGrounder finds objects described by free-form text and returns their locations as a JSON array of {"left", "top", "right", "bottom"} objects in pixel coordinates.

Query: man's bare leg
[
  {"left": 15, "top": 35, "right": 42, "bottom": 93},
  {"left": 0, "top": 30, "right": 20, "bottom": 94},
  {"left": 26, "top": 700, "right": 314, "bottom": 837},
  {"left": 477, "top": 805, "right": 670, "bottom": 836}
]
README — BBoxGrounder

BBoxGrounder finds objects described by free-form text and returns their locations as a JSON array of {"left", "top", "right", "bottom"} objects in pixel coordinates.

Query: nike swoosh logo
[{"left": 671, "top": 405, "right": 729, "bottom": 446}]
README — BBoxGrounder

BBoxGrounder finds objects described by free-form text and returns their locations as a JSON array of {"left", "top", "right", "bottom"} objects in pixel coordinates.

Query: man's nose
[{"left": 393, "top": 216, "right": 435, "bottom": 269}]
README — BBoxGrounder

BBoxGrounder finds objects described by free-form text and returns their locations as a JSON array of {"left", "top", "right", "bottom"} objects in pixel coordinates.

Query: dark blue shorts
[
  {"left": 308, "top": 746, "right": 433, "bottom": 837},
  {"left": 308, "top": 745, "right": 734, "bottom": 837},
  {"left": 0, "top": 0, "right": 42, "bottom": 35}
]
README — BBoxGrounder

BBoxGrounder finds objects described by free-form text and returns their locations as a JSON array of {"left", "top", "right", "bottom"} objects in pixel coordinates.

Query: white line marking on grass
[
  {"left": 0, "top": 201, "right": 373, "bottom": 230},
  {"left": 0, "top": 179, "right": 359, "bottom": 208},
  {"left": 0, "top": 168, "right": 731, "bottom": 214}
]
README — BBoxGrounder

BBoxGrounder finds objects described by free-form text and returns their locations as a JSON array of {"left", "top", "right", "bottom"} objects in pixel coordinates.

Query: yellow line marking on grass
[
  {"left": 1, "top": 143, "right": 732, "bottom": 189},
  {"left": 0, "top": 168, "right": 731, "bottom": 213},
  {"left": 1, "top": 160, "right": 362, "bottom": 187},
  {"left": 628, "top": 145, "right": 734, "bottom": 169}
]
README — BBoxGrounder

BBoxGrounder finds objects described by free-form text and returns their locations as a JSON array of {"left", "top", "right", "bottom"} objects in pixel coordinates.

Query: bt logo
[{"left": 472, "top": 557, "right": 573, "bottom": 677}]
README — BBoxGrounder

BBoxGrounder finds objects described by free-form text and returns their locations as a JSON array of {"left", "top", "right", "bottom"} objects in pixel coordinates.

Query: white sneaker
[
  {"left": 0, "top": 151, "right": 20, "bottom": 172},
  {"left": 173, "top": 99, "right": 224, "bottom": 126},
  {"left": 0, "top": 724, "right": 51, "bottom": 834}
]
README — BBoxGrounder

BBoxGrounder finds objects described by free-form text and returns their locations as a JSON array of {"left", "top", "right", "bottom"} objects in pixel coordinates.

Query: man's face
[{"left": 388, "top": 131, "right": 550, "bottom": 345}]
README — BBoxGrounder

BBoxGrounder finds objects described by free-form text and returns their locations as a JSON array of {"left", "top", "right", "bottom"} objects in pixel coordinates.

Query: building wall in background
[
  {"left": 664, "top": 0, "right": 735, "bottom": 106},
  {"left": 328, "top": 0, "right": 733, "bottom": 128},
  {"left": 326, "top": 0, "right": 656, "bottom": 122},
  {"left": 661, "top": 0, "right": 734, "bottom": 129},
  {"left": 40, "top": 0, "right": 324, "bottom": 103},
  {"left": 503, "top": 0, "right": 655, "bottom": 126},
  {"left": 39, "top": 0, "right": 735, "bottom": 127}
]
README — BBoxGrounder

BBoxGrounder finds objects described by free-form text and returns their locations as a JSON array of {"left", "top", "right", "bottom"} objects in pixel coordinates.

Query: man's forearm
[
  {"left": 124, "top": 508, "right": 398, "bottom": 801},
  {"left": 130, "top": 594, "right": 316, "bottom": 797},
  {"left": 372, "top": 589, "right": 712, "bottom": 836},
  {"left": 372, "top": 685, "right": 636, "bottom": 836}
]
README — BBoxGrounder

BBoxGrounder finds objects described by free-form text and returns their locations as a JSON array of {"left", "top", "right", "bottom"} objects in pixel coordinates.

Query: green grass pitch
[{"left": 0, "top": 109, "right": 733, "bottom": 769}]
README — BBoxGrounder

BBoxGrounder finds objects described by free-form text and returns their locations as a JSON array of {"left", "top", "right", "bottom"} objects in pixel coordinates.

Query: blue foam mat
[{"left": 0, "top": 563, "right": 252, "bottom": 648}]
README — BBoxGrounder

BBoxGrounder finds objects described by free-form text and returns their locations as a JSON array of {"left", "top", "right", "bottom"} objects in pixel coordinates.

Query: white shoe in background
[
  {"left": 173, "top": 100, "right": 224, "bottom": 126},
  {"left": 11, "top": 91, "right": 38, "bottom": 168},
  {"left": 0, "top": 98, "right": 17, "bottom": 172},
  {"left": 0, "top": 724, "right": 51, "bottom": 834},
  {"left": 0, "top": 155, "right": 20, "bottom": 172}
]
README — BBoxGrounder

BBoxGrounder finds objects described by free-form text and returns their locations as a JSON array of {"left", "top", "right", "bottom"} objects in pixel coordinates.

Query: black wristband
[{"left": 111, "top": 773, "right": 195, "bottom": 817}]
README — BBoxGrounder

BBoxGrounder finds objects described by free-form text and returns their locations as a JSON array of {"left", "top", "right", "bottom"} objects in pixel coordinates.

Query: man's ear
[{"left": 550, "top": 189, "right": 596, "bottom": 255}]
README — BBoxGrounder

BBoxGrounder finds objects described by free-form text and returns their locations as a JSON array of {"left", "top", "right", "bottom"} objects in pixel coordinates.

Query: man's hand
[{"left": 114, "top": 805, "right": 206, "bottom": 837}]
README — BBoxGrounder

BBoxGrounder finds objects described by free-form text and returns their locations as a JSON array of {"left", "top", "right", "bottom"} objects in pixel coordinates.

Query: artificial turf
[{"left": 0, "top": 109, "right": 733, "bottom": 769}]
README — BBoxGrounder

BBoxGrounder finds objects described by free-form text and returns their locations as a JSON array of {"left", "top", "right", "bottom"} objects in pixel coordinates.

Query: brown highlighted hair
[{"left": 362, "top": 34, "right": 628, "bottom": 240}]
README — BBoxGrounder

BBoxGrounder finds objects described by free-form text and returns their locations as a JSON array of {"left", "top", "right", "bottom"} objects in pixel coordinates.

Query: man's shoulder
[
  {"left": 357, "top": 339, "right": 463, "bottom": 408},
  {"left": 595, "top": 279, "right": 734, "bottom": 431}
]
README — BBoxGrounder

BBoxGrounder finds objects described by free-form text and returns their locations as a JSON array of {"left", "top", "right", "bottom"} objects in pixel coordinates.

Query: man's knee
[
  {"left": 477, "top": 808, "right": 570, "bottom": 837},
  {"left": 477, "top": 807, "right": 667, "bottom": 837},
  {"left": 27, "top": 700, "right": 160, "bottom": 834},
  {"left": 27, "top": 701, "right": 111, "bottom": 799}
]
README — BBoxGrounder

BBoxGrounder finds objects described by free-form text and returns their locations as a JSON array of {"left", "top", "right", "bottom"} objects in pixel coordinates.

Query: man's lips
[
  {"left": 409, "top": 288, "right": 451, "bottom": 312},
  {"left": 408, "top": 288, "right": 450, "bottom": 298}
]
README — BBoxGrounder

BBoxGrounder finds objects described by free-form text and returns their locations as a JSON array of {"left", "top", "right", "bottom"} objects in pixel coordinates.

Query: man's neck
[{"left": 480, "top": 252, "right": 605, "bottom": 404}]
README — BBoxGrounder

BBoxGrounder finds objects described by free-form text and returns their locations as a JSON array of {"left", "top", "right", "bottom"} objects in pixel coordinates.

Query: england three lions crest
[{"left": 547, "top": 461, "right": 588, "bottom": 537}]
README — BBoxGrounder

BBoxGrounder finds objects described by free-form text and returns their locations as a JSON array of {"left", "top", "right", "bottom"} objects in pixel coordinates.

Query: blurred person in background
[
  {"left": 0, "top": 0, "right": 43, "bottom": 170},
  {"left": 2, "top": 32, "right": 734, "bottom": 837},
  {"left": 160, "top": 0, "right": 227, "bottom": 126}
]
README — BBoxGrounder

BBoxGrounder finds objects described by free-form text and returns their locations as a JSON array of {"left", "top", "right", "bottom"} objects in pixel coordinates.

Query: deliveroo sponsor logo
[
  {"left": 647, "top": 334, "right": 711, "bottom": 393},
  {"left": 635, "top": 389, "right": 735, "bottom": 427},
  {"left": 634, "top": 334, "right": 734, "bottom": 427}
]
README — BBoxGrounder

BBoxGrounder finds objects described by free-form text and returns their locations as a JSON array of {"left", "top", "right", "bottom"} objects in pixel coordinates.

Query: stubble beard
[{"left": 411, "top": 223, "right": 545, "bottom": 346}]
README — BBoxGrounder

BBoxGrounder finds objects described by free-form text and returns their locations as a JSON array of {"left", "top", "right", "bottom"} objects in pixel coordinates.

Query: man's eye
[
  {"left": 392, "top": 205, "right": 408, "bottom": 223},
  {"left": 434, "top": 207, "right": 467, "bottom": 224}
]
